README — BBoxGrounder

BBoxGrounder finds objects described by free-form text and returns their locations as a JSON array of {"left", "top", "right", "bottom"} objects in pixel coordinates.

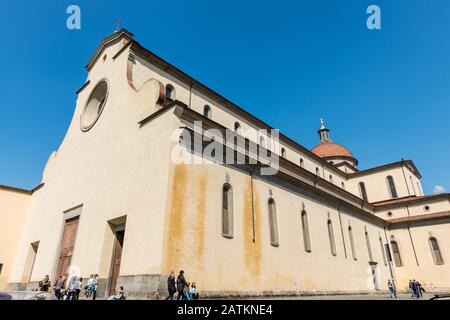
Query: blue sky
[{"left": 0, "top": 0, "right": 448, "bottom": 194}]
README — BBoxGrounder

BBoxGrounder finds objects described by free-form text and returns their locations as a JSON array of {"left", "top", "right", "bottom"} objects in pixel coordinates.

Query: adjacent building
[{"left": 0, "top": 186, "right": 31, "bottom": 290}]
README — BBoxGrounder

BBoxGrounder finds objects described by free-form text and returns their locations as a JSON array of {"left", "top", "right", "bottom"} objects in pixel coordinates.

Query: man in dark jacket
[
  {"left": 176, "top": 270, "right": 188, "bottom": 300},
  {"left": 39, "top": 275, "right": 51, "bottom": 292},
  {"left": 166, "top": 271, "right": 176, "bottom": 300}
]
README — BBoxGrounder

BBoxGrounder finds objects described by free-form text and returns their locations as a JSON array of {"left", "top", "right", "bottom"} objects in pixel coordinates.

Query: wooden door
[
  {"left": 109, "top": 230, "right": 125, "bottom": 296},
  {"left": 56, "top": 216, "right": 79, "bottom": 282}
]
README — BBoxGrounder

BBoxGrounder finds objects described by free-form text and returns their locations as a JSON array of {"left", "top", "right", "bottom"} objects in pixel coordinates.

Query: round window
[{"left": 80, "top": 81, "right": 108, "bottom": 131}]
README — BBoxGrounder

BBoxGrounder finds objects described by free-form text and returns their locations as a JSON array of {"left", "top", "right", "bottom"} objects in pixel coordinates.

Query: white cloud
[{"left": 433, "top": 185, "right": 446, "bottom": 194}]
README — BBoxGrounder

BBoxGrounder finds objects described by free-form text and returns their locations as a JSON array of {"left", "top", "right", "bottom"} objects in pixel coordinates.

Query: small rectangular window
[
  {"left": 268, "top": 199, "right": 279, "bottom": 246},
  {"left": 222, "top": 184, "right": 234, "bottom": 238},
  {"left": 391, "top": 241, "right": 403, "bottom": 267},
  {"left": 0, "top": 263, "right": 3, "bottom": 275},
  {"left": 302, "top": 211, "right": 311, "bottom": 252}
]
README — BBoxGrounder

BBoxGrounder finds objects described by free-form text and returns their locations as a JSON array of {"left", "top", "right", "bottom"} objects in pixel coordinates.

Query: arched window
[
  {"left": 359, "top": 182, "right": 368, "bottom": 202},
  {"left": 165, "top": 84, "right": 175, "bottom": 100},
  {"left": 203, "top": 105, "right": 211, "bottom": 118},
  {"left": 222, "top": 184, "right": 233, "bottom": 238},
  {"left": 379, "top": 237, "right": 387, "bottom": 266},
  {"left": 341, "top": 182, "right": 345, "bottom": 190},
  {"left": 365, "top": 231, "right": 373, "bottom": 262},
  {"left": 281, "top": 148, "right": 286, "bottom": 158},
  {"left": 328, "top": 219, "right": 337, "bottom": 256},
  {"left": 348, "top": 226, "right": 357, "bottom": 260},
  {"left": 315, "top": 167, "right": 320, "bottom": 176},
  {"left": 387, "top": 176, "right": 398, "bottom": 199},
  {"left": 268, "top": 199, "right": 279, "bottom": 246},
  {"left": 390, "top": 241, "right": 403, "bottom": 267},
  {"left": 299, "top": 158, "right": 304, "bottom": 168},
  {"left": 429, "top": 237, "right": 444, "bottom": 265},
  {"left": 301, "top": 210, "right": 311, "bottom": 252},
  {"left": 234, "top": 122, "right": 241, "bottom": 134},
  {"left": 329, "top": 175, "right": 333, "bottom": 183}
]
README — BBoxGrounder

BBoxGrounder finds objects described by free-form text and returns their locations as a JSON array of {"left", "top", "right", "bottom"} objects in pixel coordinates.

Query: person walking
[
  {"left": 92, "top": 274, "right": 99, "bottom": 300},
  {"left": 415, "top": 280, "right": 424, "bottom": 298},
  {"left": 39, "top": 275, "right": 51, "bottom": 292},
  {"left": 68, "top": 276, "right": 78, "bottom": 300},
  {"left": 408, "top": 280, "right": 414, "bottom": 297},
  {"left": 54, "top": 275, "right": 65, "bottom": 300},
  {"left": 176, "top": 270, "right": 188, "bottom": 300},
  {"left": 76, "top": 277, "right": 83, "bottom": 300},
  {"left": 86, "top": 274, "right": 95, "bottom": 299},
  {"left": 387, "top": 279, "right": 396, "bottom": 299},
  {"left": 166, "top": 271, "right": 176, "bottom": 300},
  {"left": 411, "top": 279, "right": 419, "bottom": 298}
]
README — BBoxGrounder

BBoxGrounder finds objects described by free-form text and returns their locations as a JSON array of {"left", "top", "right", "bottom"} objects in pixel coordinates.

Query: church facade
[{"left": 2, "top": 29, "right": 450, "bottom": 298}]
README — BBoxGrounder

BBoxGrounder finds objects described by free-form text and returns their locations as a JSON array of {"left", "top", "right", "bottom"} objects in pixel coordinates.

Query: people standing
[
  {"left": 166, "top": 271, "right": 176, "bottom": 300},
  {"left": 54, "top": 275, "right": 65, "bottom": 300},
  {"left": 176, "top": 270, "right": 188, "bottom": 300},
  {"left": 189, "top": 282, "right": 199, "bottom": 300},
  {"left": 39, "top": 275, "right": 51, "bottom": 292},
  {"left": 185, "top": 282, "right": 191, "bottom": 300},
  {"left": 92, "top": 274, "right": 99, "bottom": 300},
  {"left": 86, "top": 274, "right": 95, "bottom": 299},
  {"left": 387, "top": 279, "right": 396, "bottom": 299},
  {"left": 408, "top": 280, "right": 414, "bottom": 297},
  {"left": 68, "top": 276, "right": 78, "bottom": 300},
  {"left": 415, "top": 280, "right": 424, "bottom": 298},
  {"left": 76, "top": 277, "right": 83, "bottom": 300},
  {"left": 411, "top": 279, "right": 419, "bottom": 298}
]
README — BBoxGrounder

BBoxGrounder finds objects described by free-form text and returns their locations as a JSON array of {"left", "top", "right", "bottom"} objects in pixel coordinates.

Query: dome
[
  {"left": 312, "top": 118, "right": 358, "bottom": 167},
  {"left": 311, "top": 142, "right": 354, "bottom": 159}
]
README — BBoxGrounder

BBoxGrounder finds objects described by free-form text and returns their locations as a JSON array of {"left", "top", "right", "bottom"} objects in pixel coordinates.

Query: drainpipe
[
  {"left": 400, "top": 160, "right": 419, "bottom": 266},
  {"left": 250, "top": 167, "right": 256, "bottom": 243},
  {"left": 337, "top": 204, "right": 347, "bottom": 258},
  {"left": 188, "top": 81, "right": 196, "bottom": 109},
  {"left": 384, "top": 227, "right": 398, "bottom": 294},
  {"left": 405, "top": 204, "right": 420, "bottom": 266}
]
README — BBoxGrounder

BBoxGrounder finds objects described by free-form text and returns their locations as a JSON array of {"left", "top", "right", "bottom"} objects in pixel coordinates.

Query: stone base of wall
[
  {"left": 198, "top": 290, "right": 389, "bottom": 299},
  {"left": 6, "top": 281, "right": 40, "bottom": 292},
  {"left": 7, "top": 277, "right": 450, "bottom": 300},
  {"left": 114, "top": 274, "right": 166, "bottom": 299}
]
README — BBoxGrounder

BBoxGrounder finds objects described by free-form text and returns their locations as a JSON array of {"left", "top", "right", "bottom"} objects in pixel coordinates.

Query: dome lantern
[{"left": 311, "top": 118, "right": 358, "bottom": 167}]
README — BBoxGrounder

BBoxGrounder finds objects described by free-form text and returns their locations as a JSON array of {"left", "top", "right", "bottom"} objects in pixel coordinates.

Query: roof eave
[{"left": 85, "top": 28, "right": 135, "bottom": 71}]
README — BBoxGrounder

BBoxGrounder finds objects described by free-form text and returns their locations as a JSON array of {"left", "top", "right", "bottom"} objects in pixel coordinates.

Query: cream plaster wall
[
  {"left": 160, "top": 152, "right": 391, "bottom": 293},
  {"left": 0, "top": 188, "right": 30, "bottom": 289},
  {"left": 375, "top": 198, "right": 450, "bottom": 220},
  {"left": 388, "top": 219, "right": 450, "bottom": 291},
  {"left": 9, "top": 39, "right": 179, "bottom": 285},
  {"left": 347, "top": 165, "right": 422, "bottom": 203}
]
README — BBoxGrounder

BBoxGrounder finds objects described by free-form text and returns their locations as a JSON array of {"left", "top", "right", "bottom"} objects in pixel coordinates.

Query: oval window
[{"left": 81, "top": 81, "right": 108, "bottom": 131}]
